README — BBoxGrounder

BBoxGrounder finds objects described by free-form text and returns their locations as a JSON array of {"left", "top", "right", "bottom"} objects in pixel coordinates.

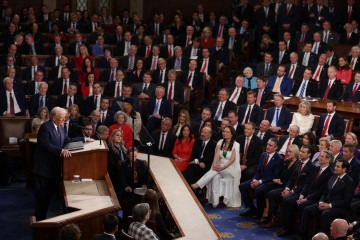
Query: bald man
[
  {"left": 330, "top": 219, "right": 348, "bottom": 240},
  {"left": 312, "top": 232, "right": 329, "bottom": 240}
]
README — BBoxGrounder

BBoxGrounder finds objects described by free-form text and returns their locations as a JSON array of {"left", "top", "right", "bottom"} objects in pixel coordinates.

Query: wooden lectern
[{"left": 30, "top": 141, "right": 120, "bottom": 240}]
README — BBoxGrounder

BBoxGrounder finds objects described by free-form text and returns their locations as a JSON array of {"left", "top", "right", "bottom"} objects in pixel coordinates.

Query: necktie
[
  {"left": 230, "top": 88, "right": 239, "bottom": 102},
  {"left": 153, "top": 100, "right": 160, "bottom": 114},
  {"left": 300, "top": 33, "right": 305, "bottom": 42},
  {"left": 323, "top": 81, "right": 331, "bottom": 100},
  {"left": 201, "top": 59, "right": 208, "bottom": 73},
  {"left": 151, "top": 57, "right": 157, "bottom": 70},
  {"left": 175, "top": 58, "right": 181, "bottom": 70},
  {"left": 9, "top": 92, "right": 15, "bottom": 115},
  {"left": 94, "top": 95, "right": 98, "bottom": 108},
  {"left": 63, "top": 80, "right": 68, "bottom": 94},
  {"left": 279, "top": 52, "right": 283, "bottom": 64},
  {"left": 265, "top": 7, "right": 268, "bottom": 17},
  {"left": 284, "top": 137, "right": 292, "bottom": 160},
  {"left": 292, "top": 162, "right": 304, "bottom": 189},
  {"left": 229, "top": 37, "right": 234, "bottom": 49},
  {"left": 155, "top": 24, "right": 159, "bottom": 36},
  {"left": 324, "top": 32, "right": 328, "bottom": 43},
  {"left": 242, "top": 137, "right": 250, "bottom": 165},
  {"left": 102, "top": 112, "right": 105, "bottom": 123},
  {"left": 128, "top": 56, "right": 134, "bottom": 70},
  {"left": 244, "top": 105, "right": 252, "bottom": 124},
  {"left": 186, "top": 72, "right": 193, "bottom": 86},
  {"left": 299, "top": 81, "right": 307, "bottom": 97},
  {"left": 159, "top": 133, "right": 165, "bottom": 150},
  {"left": 321, "top": 114, "right": 331, "bottom": 137},
  {"left": 168, "top": 82, "right": 173, "bottom": 100},
  {"left": 159, "top": 70, "right": 163, "bottom": 83},
  {"left": 287, "top": 5, "right": 291, "bottom": 15},
  {"left": 35, "top": 82, "right": 39, "bottom": 94},
  {"left": 218, "top": 25, "right": 223, "bottom": 37},
  {"left": 273, "top": 77, "right": 281, "bottom": 93},
  {"left": 263, "top": 154, "right": 270, "bottom": 170},
  {"left": 260, "top": 133, "right": 264, "bottom": 140},
  {"left": 116, "top": 82, "right": 121, "bottom": 97},
  {"left": 256, "top": 89, "right": 262, "bottom": 106},
  {"left": 126, "top": 42, "right": 130, "bottom": 55},
  {"left": 316, "top": 168, "right": 322, "bottom": 179},
  {"left": 32, "top": 66, "right": 36, "bottom": 80},
  {"left": 288, "top": 64, "right": 295, "bottom": 78},
  {"left": 332, "top": 176, "right": 340, "bottom": 188},
  {"left": 143, "top": 83, "right": 148, "bottom": 93},
  {"left": 348, "top": 33, "right": 351, "bottom": 40},
  {"left": 146, "top": 46, "right": 151, "bottom": 57},
  {"left": 275, "top": 108, "right": 280, "bottom": 126},
  {"left": 313, "top": 65, "right": 322, "bottom": 81},
  {"left": 200, "top": 141, "right": 206, "bottom": 158},
  {"left": 57, "top": 126, "right": 61, "bottom": 144},
  {"left": 265, "top": 64, "right": 269, "bottom": 76},
  {"left": 248, "top": 78, "right": 252, "bottom": 89},
  {"left": 110, "top": 70, "right": 115, "bottom": 81},
  {"left": 186, "top": 37, "right": 191, "bottom": 47},
  {"left": 168, "top": 46, "right": 172, "bottom": 58},
  {"left": 64, "top": 122, "right": 68, "bottom": 134},
  {"left": 353, "top": 83, "right": 358, "bottom": 96},
  {"left": 68, "top": 96, "right": 72, "bottom": 107},
  {"left": 302, "top": 53, "right": 308, "bottom": 66},
  {"left": 215, "top": 103, "right": 223, "bottom": 120},
  {"left": 350, "top": 58, "right": 355, "bottom": 69},
  {"left": 39, "top": 96, "right": 44, "bottom": 107}
]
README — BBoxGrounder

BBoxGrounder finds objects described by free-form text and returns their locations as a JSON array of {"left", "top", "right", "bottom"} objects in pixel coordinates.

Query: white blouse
[{"left": 288, "top": 112, "right": 315, "bottom": 135}]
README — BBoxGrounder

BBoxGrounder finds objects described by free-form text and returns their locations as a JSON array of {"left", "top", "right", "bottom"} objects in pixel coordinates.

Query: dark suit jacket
[
  {"left": 178, "top": 34, "right": 195, "bottom": 48},
  {"left": 22, "top": 66, "right": 47, "bottom": 81},
  {"left": 238, "top": 104, "right": 263, "bottom": 126},
  {"left": 184, "top": 46, "right": 202, "bottom": 58},
  {"left": 278, "top": 135, "right": 302, "bottom": 152},
  {"left": 348, "top": 157, "right": 360, "bottom": 185},
  {"left": 253, "top": 152, "right": 283, "bottom": 184},
  {"left": 44, "top": 55, "right": 63, "bottom": 68},
  {"left": 0, "top": 89, "right": 27, "bottom": 115},
  {"left": 253, "top": 88, "right": 273, "bottom": 107},
  {"left": 103, "top": 80, "right": 128, "bottom": 97},
  {"left": 146, "top": 22, "right": 165, "bottom": 36},
  {"left": 150, "top": 130, "right": 177, "bottom": 158},
  {"left": 301, "top": 166, "right": 333, "bottom": 201},
  {"left": 146, "top": 98, "right": 172, "bottom": 119},
  {"left": 32, "top": 120, "right": 84, "bottom": 178},
  {"left": 237, "top": 135, "right": 262, "bottom": 172},
  {"left": 255, "top": 130, "right": 275, "bottom": 147},
  {"left": 354, "top": 90, "right": 360, "bottom": 102},
  {"left": 114, "top": 40, "right": 133, "bottom": 56},
  {"left": 48, "top": 65, "right": 74, "bottom": 81},
  {"left": 265, "top": 106, "right": 292, "bottom": 130},
  {"left": 120, "top": 55, "right": 139, "bottom": 71},
  {"left": 319, "top": 174, "right": 355, "bottom": 208},
  {"left": 347, "top": 56, "right": 360, "bottom": 71},
  {"left": 29, "top": 94, "right": 53, "bottom": 116},
  {"left": 286, "top": 160, "right": 316, "bottom": 193},
  {"left": 167, "top": 56, "right": 189, "bottom": 72},
  {"left": 152, "top": 68, "right": 169, "bottom": 85},
  {"left": 100, "top": 67, "right": 121, "bottom": 82},
  {"left": 291, "top": 78, "right": 319, "bottom": 97},
  {"left": 180, "top": 70, "right": 203, "bottom": 90},
  {"left": 52, "top": 78, "right": 76, "bottom": 96},
  {"left": 266, "top": 75, "right": 293, "bottom": 96},
  {"left": 256, "top": 62, "right": 277, "bottom": 78},
  {"left": 85, "top": 95, "right": 103, "bottom": 116},
  {"left": 318, "top": 79, "right": 343, "bottom": 100},
  {"left": 22, "top": 43, "right": 44, "bottom": 55},
  {"left": 209, "top": 46, "right": 229, "bottom": 65},
  {"left": 196, "top": 57, "right": 216, "bottom": 77},
  {"left": 295, "top": 31, "right": 312, "bottom": 42},
  {"left": 162, "top": 81, "right": 184, "bottom": 104},
  {"left": 285, "top": 63, "right": 305, "bottom": 80},
  {"left": 314, "top": 112, "right": 345, "bottom": 138},
  {"left": 209, "top": 100, "right": 237, "bottom": 120},
  {"left": 298, "top": 52, "right": 318, "bottom": 67},
  {"left": 119, "top": 159, "right": 147, "bottom": 190},
  {"left": 67, "top": 41, "right": 90, "bottom": 56},
  {"left": 310, "top": 63, "right": 328, "bottom": 83},
  {"left": 228, "top": 87, "right": 248, "bottom": 106},
  {"left": 0, "top": 65, "right": 22, "bottom": 79},
  {"left": 255, "top": 6, "right": 276, "bottom": 36},
  {"left": 273, "top": 50, "right": 290, "bottom": 65},
  {"left": 57, "top": 94, "right": 84, "bottom": 113},
  {"left": 133, "top": 82, "right": 156, "bottom": 97},
  {"left": 342, "top": 81, "right": 360, "bottom": 102},
  {"left": 190, "top": 139, "right": 217, "bottom": 171},
  {"left": 339, "top": 32, "right": 360, "bottom": 45}
]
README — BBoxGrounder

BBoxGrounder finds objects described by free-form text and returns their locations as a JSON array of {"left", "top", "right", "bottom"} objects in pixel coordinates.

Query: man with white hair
[
  {"left": 347, "top": 46, "right": 360, "bottom": 71},
  {"left": 29, "top": 81, "right": 53, "bottom": 116},
  {"left": 33, "top": 107, "right": 94, "bottom": 221},
  {"left": 0, "top": 77, "right": 28, "bottom": 116}
]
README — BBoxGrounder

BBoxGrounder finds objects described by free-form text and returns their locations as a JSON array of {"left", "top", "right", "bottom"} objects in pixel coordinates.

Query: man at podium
[{"left": 32, "top": 107, "right": 94, "bottom": 221}]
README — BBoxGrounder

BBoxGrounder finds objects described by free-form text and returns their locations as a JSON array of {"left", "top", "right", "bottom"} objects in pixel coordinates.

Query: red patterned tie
[
  {"left": 323, "top": 82, "right": 331, "bottom": 100},
  {"left": 168, "top": 82, "right": 173, "bottom": 100},
  {"left": 353, "top": 83, "right": 358, "bottom": 97},
  {"left": 146, "top": 46, "right": 151, "bottom": 58},
  {"left": 242, "top": 137, "right": 250, "bottom": 165},
  {"left": 63, "top": 80, "right": 68, "bottom": 94},
  {"left": 116, "top": 82, "right": 121, "bottom": 97},
  {"left": 168, "top": 47, "right": 172, "bottom": 58},
  {"left": 263, "top": 154, "right": 270, "bottom": 170},
  {"left": 321, "top": 114, "right": 331, "bottom": 137},
  {"left": 230, "top": 88, "right": 239, "bottom": 102},
  {"left": 201, "top": 59, "right": 207, "bottom": 73},
  {"left": 313, "top": 65, "right": 322, "bottom": 81}
]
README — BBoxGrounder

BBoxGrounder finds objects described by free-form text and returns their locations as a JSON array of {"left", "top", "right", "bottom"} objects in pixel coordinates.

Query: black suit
[
  {"left": 228, "top": 87, "right": 248, "bottom": 106},
  {"left": 256, "top": 62, "right": 277, "bottom": 77},
  {"left": 237, "top": 135, "right": 262, "bottom": 180},
  {"left": 273, "top": 51, "right": 290, "bottom": 65},
  {"left": 310, "top": 64, "right": 328, "bottom": 83},
  {"left": 23, "top": 43, "right": 44, "bottom": 55},
  {"left": 209, "top": 100, "right": 237, "bottom": 121},
  {"left": 291, "top": 78, "right": 319, "bottom": 97},
  {"left": 278, "top": 136, "right": 302, "bottom": 155},
  {"left": 29, "top": 94, "right": 53, "bottom": 116},
  {"left": 114, "top": 40, "right": 133, "bottom": 56},
  {"left": 255, "top": 130, "right": 275, "bottom": 147},
  {"left": 100, "top": 67, "right": 121, "bottom": 82},
  {"left": 184, "top": 46, "right": 202, "bottom": 58},
  {"left": 285, "top": 63, "right": 305, "bottom": 80},
  {"left": 49, "top": 65, "right": 74, "bottom": 81},
  {"left": 152, "top": 68, "right": 169, "bottom": 85},
  {"left": 22, "top": 66, "right": 47, "bottom": 81},
  {"left": 150, "top": 130, "right": 177, "bottom": 158},
  {"left": 146, "top": 98, "right": 172, "bottom": 133},
  {"left": 85, "top": 95, "right": 103, "bottom": 116},
  {"left": 255, "top": 6, "right": 276, "bottom": 39},
  {"left": 318, "top": 79, "right": 343, "bottom": 100},
  {"left": 183, "top": 139, "right": 217, "bottom": 184},
  {"left": 133, "top": 82, "right": 156, "bottom": 97},
  {"left": 300, "top": 174, "right": 355, "bottom": 234},
  {"left": 339, "top": 32, "right": 359, "bottom": 45},
  {"left": 342, "top": 81, "right": 360, "bottom": 102},
  {"left": 167, "top": 56, "right": 189, "bottom": 72},
  {"left": 298, "top": 52, "right": 318, "bottom": 67},
  {"left": 120, "top": 55, "right": 139, "bottom": 71},
  {"left": 44, "top": 55, "right": 64, "bottom": 68},
  {"left": 347, "top": 56, "right": 360, "bottom": 71},
  {"left": 0, "top": 89, "right": 27, "bottom": 116},
  {"left": 253, "top": 88, "right": 273, "bottom": 108},
  {"left": 162, "top": 81, "right": 184, "bottom": 104},
  {"left": 237, "top": 104, "right": 263, "bottom": 126},
  {"left": 103, "top": 80, "right": 128, "bottom": 98},
  {"left": 314, "top": 112, "right": 345, "bottom": 139},
  {"left": 57, "top": 94, "right": 84, "bottom": 113},
  {"left": 180, "top": 70, "right": 203, "bottom": 90},
  {"left": 52, "top": 78, "right": 76, "bottom": 96}
]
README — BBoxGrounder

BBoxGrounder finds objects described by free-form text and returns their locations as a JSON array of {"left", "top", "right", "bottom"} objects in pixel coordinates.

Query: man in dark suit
[
  {"left": 274, "top": 145, "right": 316, "bottom": 237},
  {"left": 320, "top": 20, "right": 339, "bottom": 46},
  {"left": 208, "top": 88, "right": 237, "bottom": 123},
  {"left": 285, "top": 52, "right": 305, "bottom": 81},
  {"left": 45, "top": 45, "right": 65, "bottom": 68},
  {"left": 110, "top": 85, "right": 141, "bottom": 113},
  {"left": 93, "top": 214, "right": 119, "bottom": 240},
  {"left": 265, "top": 94, "right": 292, "bottom": 133},
  {"left": 340, "top": 23, "right": 359, "bottom": 45},
  {"left": 103, "top": 70, "right": 128, "bottom": 98},
  {"left": 273, "top": 40, "right": 290, "bottom": 65},
  {"left": 295, "top": 23, "right": 312, "bottom": 43},
  {"left": 52, "top": 67, "right": 76, "bottom": 96},
  {"left": 254, "top": 0, "right": 276, "bottom": 42},
  {"left": 150, "top": 117, "right": 176, "bottom": 158},
  {"left": 310, "top": 53, "right": 328, "bottom": 83},
  {"left": 23, "top": 33, "right": 43, "bottom": 55},
  {"left": 227, "top": 75, "right": 248, "bottom": 106},
  {"left": 151, "top": 58, "right": 169, "bottom": 85},
  {"left": 342, "top": 144, "right": 360, "bottom": 186},
  {"left": 254, "top": 78, "right": 273, "bottom": 108},
  {"left": 255, "top": 120, "right": 275, "bottom": 147},
  {"left": 98, "top": 98, "right": 114, "bottom": 127},
  {"left": 239, "top": 137, "right": 284, "bottom": 217},
  {"left": 311, "top": 32, "right": 327, "bottom": 56},
  {"left": 277, "top": 1, "right": 301, "bottom": 38},
  {"left": 32, "top": 107, "right": 91, "bottom": 221},
  {"left": 209, "top": 37, "right": 229, "bottom": 68},
  {"left": 162, "top": 69, "right": 184, "bottom": 104},
  {"left": 225, "top": 27, "right": 242, "bottom": 61},
  {"left": 183, "top": 126, "right": 216, "bottom": 185},
  {"left": 167, "top": 47, "right": 189, "bottom": 72},
  {"left": 146, "top": 13, "right": 164, "bottom": 37},
  {"left": 234, "top": 1, "right": 254, "bottom": 28},
  {"left": 299, "top": 159, "right": 355, "bottom": 237},
  {"left": 56, "top": 83, "right": 84, "bottom": 111},
  {"left": 283, "top": 31, "right": 297, "bottom": 54},
  {"left": 100, "top": 58, "right": 121, "bottom": 83},
  {"left": 256, "top": 52, "right": 277, "bottom": 78},
  {"left": 48, "top": 55, "right": 73, "bottom": 81},
  {"left": 22, "top": 56, "right": 47, "bottom": 81},
  {"left": 314, "top": 101, "right": 345, "bottom": 140},
  {"left": 0, "top": 77, "right": 28, "bottom": 117},
  {"left": 238, "top": 91, "right": 264, "bottom": 127},
  {"left": 298, "top": 42, "right": 318, "bottom": 67},
  {"left": 68, "top": 32, "right": 90, "bottom": 55},
  {"left": 178, "top": 26, "right": 195, "bottom": 48},
  {"left": 114, "top": 31, "right": 133, "bottom": 56},
  {"left": 120, "top": 45, "right": 138, "bottom": 72},
  {"left": 342, "top": 72, "right": 360, "bottom": 102},
  {"left": 197, "top": 48, "right": 217, "bottom": 84},
  {"left": 85, "top": 83, "right": 103, "bottom": 116},
  {"left": 146, "top": 86, "right": 172, "bottom": 134},
  {"left": 266, "top": 65, "right": 293, "bottom": 96},
  {"left": 237, "top": 122, "right": 262, "bottom": 181},
  {"left": 63, "top": 12, "right": 84, "bottom": 33},
  {"left": 277, "top": 126, "right": 302, "bottom": 158},
  {"left": 348, "top": 46, "right": 360, "bottom": 71},
  {"left": 133, "top": 71, "right": 157, "bottom": 100},
  {"left": 318, "top": 66, "right": 343, "bottom": 101},
  {"left": 291, "top": 67, "right": 319, "bottom": 98},
  {"left": 184, "top": 37, "right": 202, "bottom": 59},
  {"left": 192, "top": 108, "right": 212, "bottom": 139},
  {"left": 29, "top": 82, "right": 53, "bottom": 116}
]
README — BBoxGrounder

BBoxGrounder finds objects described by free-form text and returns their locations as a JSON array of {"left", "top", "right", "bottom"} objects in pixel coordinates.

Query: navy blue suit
[
  {"left": 342, "top": 82, "right": 360, "bottom": 102},
  {"left": 266, "top": 75, "right": 292, "bottom": 96},
  {"left": 85, "top": 95, "right": 103, "bottom": 116},
  {"left": 33, "top": 120, "right": 84, "bottom": 220},
  {"left": 145, "top": 98, "right": 172, "bottom": 133},
  {"left": 314, "top": 112, "right": 345, "bottom": 139},
  {"left": 265, "top": 106, "right": 292, "bottom": 130},
  {"left": 239, "top": 152, "right": 283, "bottom": 214},
  {"left": 318, "top": 79, "right": 343, "bottom": 101},
  {"left": 29, "top": 94, "right": 53, "bottom": 116},
  {"left": 22, "top": 66, "right": 47, "bottom": 81},
  {"left": 238, "top": 104, "right": 263, "bottom": 126},
  {"left": 0, "top": 89, "right": 27, "bottom": 116},
  {"left": 348, "top": 157, "right": 360, "bottom": 186}
]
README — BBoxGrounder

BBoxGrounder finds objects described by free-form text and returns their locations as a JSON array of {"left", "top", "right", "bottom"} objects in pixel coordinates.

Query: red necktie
[
  {"left": 146, "top": 46, "right": 151, "bottom": 57},
  {"left": 9, "top": 92, "right": 15, "bottom": 115},
  {"left": 168, "top": 82, "right": 173, "bottom": 100},
  {"left": 63, "top": 80, "right": 68, "bottom": 94},
  {"left": 321, "top": 114, "right": 331, "bottom": 137},
  {"left": 353, "top": 83, "right": 358, "bottom": 96},
  {"left": 201, "top": 59, "right": 208, "bottom": 73},
  {"left": 110, "top": 70, "right": 114, "bottom": 81},
  {"left": 242, "top": 137, "right": 250, "bottom": 165},
  {"left": 263, "top": 154, "right": 270, "bottom": 170},
  {"left": 313, "top": 65, "right": 322, "bottom": 81},
  {"left": 168, "top": 47, "right": 172, "bottom": 58},
  {"left": 186, "top": 37, "right": 190, "bottom": 47},
  {"left": 283, "top": 137, "right": 292, "bottom": 160},
  {"left": 244, "top": 105, "right": 252, "bottom": 124},
  {"left": 217, "top": 25, "right": 223, "bottom": 37},
  {"left": 230, "top": 88, "right": 239, "bottom": 102},
  {"left": 288, "top": 65, "right": 295, "bottom": 78},
  {"left": 256, "top": 89, "right": 263, "bottom": 106},
  {"left": 116, "top": 82, "right": 121, "bottom": 97},
  {"left": 186, "top": 72, "right": 193, "bottom": 86},
  {"left": 323, "top": 81, "right": 331, "bottom": 100},
  {"left": 300, "top": 33, "right": 305, "bottom": 42}
]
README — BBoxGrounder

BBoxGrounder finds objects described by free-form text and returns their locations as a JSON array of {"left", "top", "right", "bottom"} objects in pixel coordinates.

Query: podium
[{"left": 30, "top": 141, "right": 120, "bottom": 240}]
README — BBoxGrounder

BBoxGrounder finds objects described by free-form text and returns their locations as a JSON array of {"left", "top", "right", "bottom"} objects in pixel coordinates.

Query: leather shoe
[
  {"left": 276, "top": 230, "right": 292, "bottom": 237},
  {"left": 239, "top": 209, "right": 255, "bottom": 216},
  {"left": 258, "top": 217, "right": 269, "bottom": 224}
]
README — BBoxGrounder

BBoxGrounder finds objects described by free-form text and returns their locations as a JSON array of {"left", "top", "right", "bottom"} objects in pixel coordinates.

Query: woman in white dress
[
  {"left": 288, "top": 101, "right": 314, "bottom": 135},
  {"left": 191, "top": 126, "right": 241, "bottom": 208}
]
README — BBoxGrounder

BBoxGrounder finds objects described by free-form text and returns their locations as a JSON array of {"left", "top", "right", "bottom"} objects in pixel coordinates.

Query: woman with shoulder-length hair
[
  {"left": 192, "top": 125, "right": 241, "bottom": 208},
  {"left": 243, "top": 67, "right": 257, "bottom": 90},
  {"left": 108, "top": 111, "right": 133, "bottom": 148},
  {"left": 173, "top": 109, "right": 191, "bottom": 136},
  {"left": 172, "top": 124, "right": 195, "bottom": 172},
  {"left": 288, "top": 101, "right": 314, "bottom": 135}
]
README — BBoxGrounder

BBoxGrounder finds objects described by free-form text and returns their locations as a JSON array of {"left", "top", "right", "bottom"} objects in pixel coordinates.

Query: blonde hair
[{"left": 297, "top": 101, "right": 312, "bottom": 115}]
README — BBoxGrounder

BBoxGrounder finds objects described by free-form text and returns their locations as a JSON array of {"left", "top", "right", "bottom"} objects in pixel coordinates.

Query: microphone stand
[{"left": 131, "top": 114, "right": 135, "bottom": 194}]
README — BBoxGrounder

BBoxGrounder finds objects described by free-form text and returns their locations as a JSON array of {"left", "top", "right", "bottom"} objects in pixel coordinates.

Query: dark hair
[
  {"left": 343, "top": 143, "right": 355, "bottom": 153},
  {"left": 301, "top": 144, "right": 313, "bottom": 157},
  {"left": 103, "top": 46, "right": 112, "bottom": 55},
  {"left": 202, "top": 118, "right": 216, "bottom": 132},
  {"left": 103, "top": 214, "right": 119, "bottom": 233},
  {"left": 337, "top": 159, "right": 350, "bottom": 171},
  {"left": 82, "top": 56, "right": 94, "bottom": 72},
  {"left": 85, "top": 72, "right": 95, "bottom": 87},
  {"left": 178, "top": 124, "right": 193, "bottom": 141},
  {"left": 220, "top": 126, "right": 236, "bottom": 151},
  {"left": 303, "top": 131, "right": 317, "bottom": 153}
]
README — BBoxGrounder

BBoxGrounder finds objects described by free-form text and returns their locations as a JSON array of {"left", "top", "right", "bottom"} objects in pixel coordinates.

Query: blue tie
[
  {"left": 153, "top": 100, "right": 160, "bottom": 114},
  {"left": 299, "top": 81, "right": 306, "bottom": 97},
  {"left": 275, "top": 108, "right": 280, "bottom": 126},
  {"left": 39, "top": 96, "right": 44, "bottom": 107}
]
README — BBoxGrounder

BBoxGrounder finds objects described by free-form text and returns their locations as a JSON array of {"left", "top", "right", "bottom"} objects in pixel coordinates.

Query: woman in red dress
[
  {"left": 109, "top": 111, "right": 133, "bottom": 149},
  {"left": 172, "top": 124, "right": 195, "bottom": 172},
  {"left": 77, "top": 57, "right": 99, "bottom": 84},
  {"left": 199, "top": 26, "right": 215, "bottom": 48},
  {"left": 75, "top": 44, "right": 94, "bottom": 69},
  {"left": 336, "top": 56, "right": 352, "bottom": 85},
  {"left": 81, "top": 72, "right": 95, "bottom": 97}
]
